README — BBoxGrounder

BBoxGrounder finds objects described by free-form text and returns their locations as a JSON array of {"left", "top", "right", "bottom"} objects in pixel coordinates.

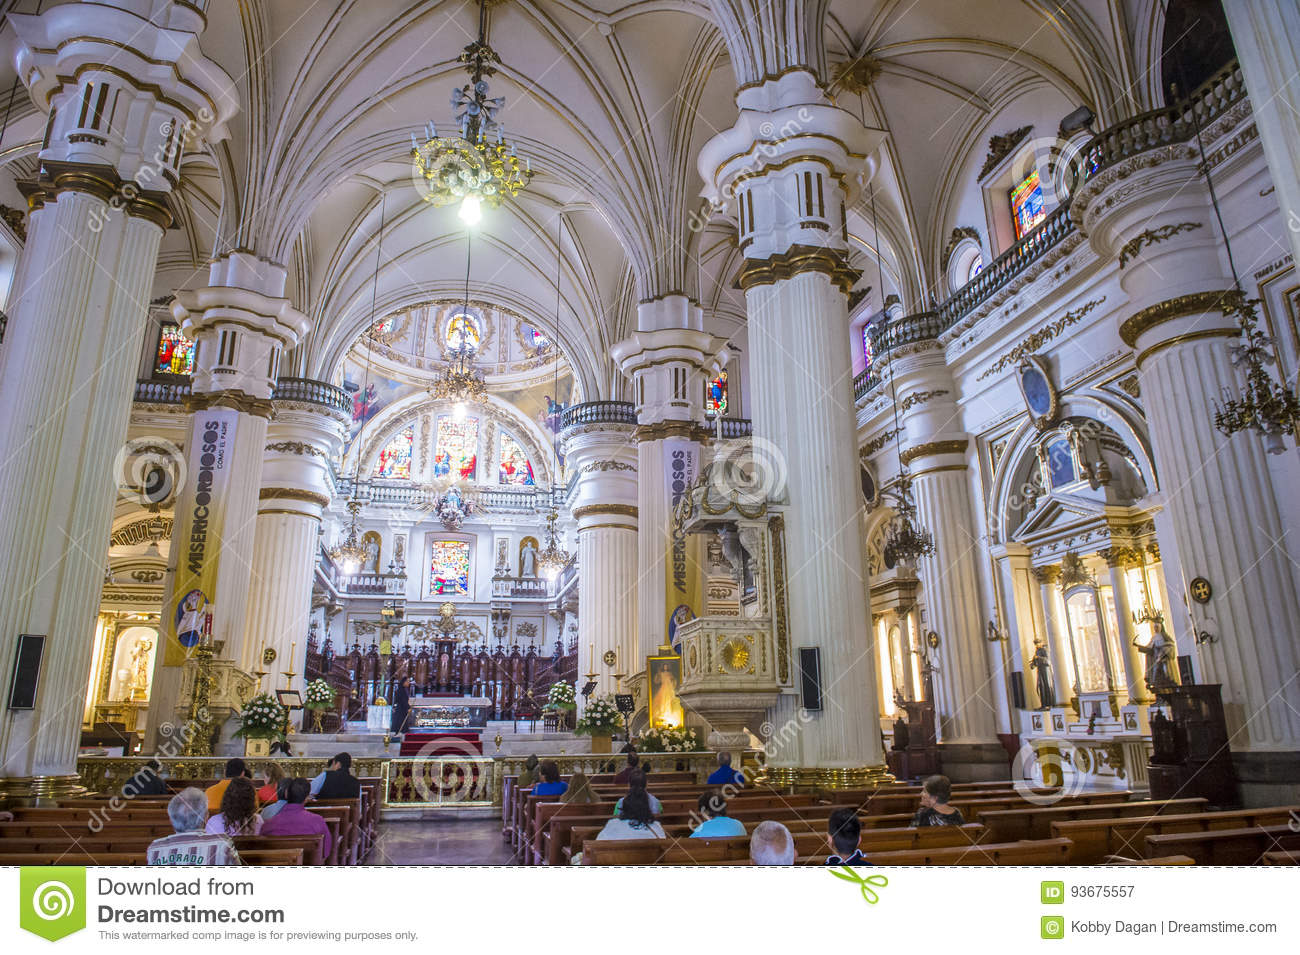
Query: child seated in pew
[
  {"left": 690, "top": 791, "right": 746, "bottom": 838},
  {"left": 206, "top": 777, "right": 263, "bottom": 836},
  {"left": 533, "top": 761, "right": 568, "bottom": 797},
  {"left": 910, "top": 775, "right": 965, "bottom": 828},
  {"left": 148, "top": 788, "right": 241, "bottom": 866},
  {"left": 825, "top": 808, "right": 869, "bottom": 866}
]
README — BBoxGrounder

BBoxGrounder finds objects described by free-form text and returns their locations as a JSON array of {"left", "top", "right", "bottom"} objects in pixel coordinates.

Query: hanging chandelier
[
  {"left": 330, "top": 500, "right": 369, "bottom": 574},
  {"left": 882, "top": 478, "right": 936, "bottom": 568},
  {"left": 536, "top": 510, "right": 571, "bottom": 581},
  {"left": 411, "top": 0, "right": 532, "bottom": 225},
  {"left": 1213, "top": 290, "right": 1300, "bottom": 453},
  {"left": 428, "top": 332, "right": 488, "bottom": 414}
]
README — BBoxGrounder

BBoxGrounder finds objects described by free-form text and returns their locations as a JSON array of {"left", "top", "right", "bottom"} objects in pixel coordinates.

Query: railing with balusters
[
  {"left": 559, "top": 400, "right": 636, "bottom": 429},
  {"left": 272, "top": 377, "right": 350, "bottom": 412},
  {"left": 134, "top": 378, "right": 191, "bottom": 403}
]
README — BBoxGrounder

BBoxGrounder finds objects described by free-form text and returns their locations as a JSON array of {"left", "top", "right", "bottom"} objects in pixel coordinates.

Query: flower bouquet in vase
[
  {"left": 304, "top": 679, "right": 337, "bottom": 733},
  {"left": 233, "top": 692, "right": 288, "bottom": 756},
  {"left": 575, "top": 694, "right": 623, "bottom": 754}
]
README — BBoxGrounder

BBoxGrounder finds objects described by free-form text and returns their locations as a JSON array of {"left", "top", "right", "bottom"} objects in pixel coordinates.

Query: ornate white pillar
[
  {"left": 1100, "top": 547, "right": 1151, "bottom": 705},
  {"left": 0, "top": 1, "right": 235, "bottom": 800},
  {"left": 561, "top": 409, "right": 639, "bottom": 696},
  {"left": 145, "top": 253, "right": 310, "bottom": 747},
  {"left": 699, "top": 70, "right": 889, "bottom": 784},
  {"left": 1034, "top": 566, "right": 1075, "bottom": 710},
  {"left": 1222, "top": 2, "right": 1300, "bottom": 269},
  {"left": 613, "top": 306, "right": 726, "bottom": 660},
  {"left": 241, "top": 395, "right": 348, "bottom": 696}
]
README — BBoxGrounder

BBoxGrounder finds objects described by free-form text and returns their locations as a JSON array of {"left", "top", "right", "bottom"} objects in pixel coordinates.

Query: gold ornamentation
[
  {"left": 110, "top": 516, "right": 174, "bottom": 547},
  {"left": 1118, "top": 290, "right": 1235, "bottom": 347},
  {"left": 633, "top": 421, "right": 709, "bottom": 443},
  {"left": 266, "top": 441, "right": 328, "bottom": 458},
  {"left": 942, "top": 225, "right": 981, "bottom": 264},
  {"left": 571, "top": 503, "right": 638, "bottom": 520},
  {"left": 578, "top": 460, "right": 635, "bottom": 475},
  {"left": 770, "top": 515, "right": 790, "bottom": 684},
  {"left": 1117, "top": 374, "right": 1141, "bottom": 398},
  {"left": 602, "top": 649, "right": 616, "bottom": 667},
  {"left": 259, "top": 487, "right": 331, "bottom": 508},
  {"left": 979, "top": 125, "right": 1032, "bottom": 179},
  {"left": 898, "top": 389, "right": 948, "bottom": 413},
  {"left": 1059, "top": 552, "right": 1094, "bottom": 588},
  {"left": 1117, "top": 222, "right": 1202, "bottom": 268},
  {"left": 736, "top": 245, "right": 862, "bottom": 294},
  {"left": 898, "top": 439, "right": 968, "bottom": 466},
  {"left": 860, "top": 428, "right": 899, "bottom": 458},
  {"left": 832, "top": 56, "right": 883, "bottom": 93},
  {"left": 186, "top": 390, "right": 275, "bottom": 419},
  {"left": 0, "top": 203, "right": 26, "bottom": 241},
  {"left": 978, "top": 297, "right": 1107, "bottom": 380},
  {"left": 719, "top": 636, "right": 751, "bottom": 672},
  {"left": 764, "top": 764, "right": 895, "bottom": 789}
]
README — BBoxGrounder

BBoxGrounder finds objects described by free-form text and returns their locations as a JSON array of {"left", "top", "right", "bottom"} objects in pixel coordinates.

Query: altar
[{"left": 400, "top": 696, "right": 491, "bottom": 757}]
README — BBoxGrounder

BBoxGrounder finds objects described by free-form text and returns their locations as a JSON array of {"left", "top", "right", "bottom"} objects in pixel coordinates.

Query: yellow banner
[
  {"left": 164, "top": 409, "right": 237, "bottom": 666},
  {"left": 664, "top": 438, "right": 701, "bottom": 650}
]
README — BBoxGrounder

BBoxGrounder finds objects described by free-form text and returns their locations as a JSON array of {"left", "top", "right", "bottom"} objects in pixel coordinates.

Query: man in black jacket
[
  {"left": 312, "top": 752, "right": 361, "bottom": 799},
  {"left": 391, "top": 677, "right": 415, "bottom": 735}
]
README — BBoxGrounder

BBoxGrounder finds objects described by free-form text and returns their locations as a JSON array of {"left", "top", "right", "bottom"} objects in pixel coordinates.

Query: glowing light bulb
[
  {"left": 453, "top": 402, "right": 467, "bottom": 421},
  {"left": 458, "top": 194, "right": 482, "bottom": 225},
  {"left": 343, "top": 558, "right": 359, "bottom": 575}
]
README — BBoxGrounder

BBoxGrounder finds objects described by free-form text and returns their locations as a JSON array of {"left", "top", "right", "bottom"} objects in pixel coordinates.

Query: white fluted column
[
  {"left": 1124, "top": 296, "right": 1300, "bottom": 799},
  {"left": 240, "top": 400, "right": 347, "bottom": 694},
  {"left": 145, "top": 253, "right": 311, "bottom": 747},
  {"left": 1101, "top": 549, "right": 1151, "bottom": 705},
  {"left": 613, "top": 306, "right": 727, "bottom": 659},
  {"left": 1035, "top": 566, "right": 1075, "bottom": 710},
  {"left": 1223, "top": 2, "right": 1300, "bottom": 270},
  {"left": 700, "top": 70, "right": 889, "bottom": 782},
  {"left": 561, "top": 414, "right": 639, "bottom": 696},
  {"left": 0, "top": 1, "right": 235, "bottom": 800}
]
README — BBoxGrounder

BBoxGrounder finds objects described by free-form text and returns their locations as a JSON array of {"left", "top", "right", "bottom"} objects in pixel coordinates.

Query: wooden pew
[
  {"left": 1052, "top": 805, "right": 1300, "bottom": 864},
  {"left": 980, "top": 798, "right": 1209, "bottom": 842},
  {"left": 580, "top": 823, "right": 987, "bottom": 865},
  {"left": 0, "top": 834, "right": 325, "bottom": 866},
  {"left": 1262, "top": 850, "right": 1300, "bottom": 865},
  {"left": 0, "top": 848, "right": 304, "bottom": 866},
  {"left": 1143, "top": 825, "right": 1300, "bottom": 864},
  {"left": 504, "top": 773, "right": 698, "bottom": 850},
  {"left": 864, "top": 837, "right": 1074, "bottom": 866}
]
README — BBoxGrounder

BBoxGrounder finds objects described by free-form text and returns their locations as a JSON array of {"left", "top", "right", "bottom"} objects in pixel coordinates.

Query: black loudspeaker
[
  {"left": 798, "top": 647, "right": 822, "bottom": 712},
  {"left": 1177, "top": 654, "right": 1196, "bottom": 686},
  {"left": 7, "top": 634, "right": 45, "bottom": 710},
  {"left": 1010, "top": 670, "right": 1026, "bottom": 710}
]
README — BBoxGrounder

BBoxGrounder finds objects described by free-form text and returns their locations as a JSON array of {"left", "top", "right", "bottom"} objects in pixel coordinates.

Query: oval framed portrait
[{"left": 1016, "top": 355, "right": 1058, "bottom": 429}]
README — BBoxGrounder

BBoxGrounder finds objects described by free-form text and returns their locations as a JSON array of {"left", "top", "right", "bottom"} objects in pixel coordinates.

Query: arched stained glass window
[
  {"left": 498, "top": 432, "right": 535, "bottom": 486},
  {"left": 374, "top": 427, "right": 413, "bottom": 479},
  {"left": 156, "top": 324, "right": 195, "bottom": 376},
  {"left": 433, "top": 416, "right": 478, "bottom": 480},
  {"left": 1010, "top": 168, "right": 1047, "bottom": 239},
  {"left": 430, "top": 540, "right": 470, "bottom": 596},
  {"left": 704, "top": 371, "right": 728, "bottom": 417}
]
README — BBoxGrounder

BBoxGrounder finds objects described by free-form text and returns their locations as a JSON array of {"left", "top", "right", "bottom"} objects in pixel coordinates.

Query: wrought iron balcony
[
  {"left": 272, "top": 377, "right": 350, "bottom": 413},
  {"left": 559, "top": 400, "right": 636, "bottom": 430}
]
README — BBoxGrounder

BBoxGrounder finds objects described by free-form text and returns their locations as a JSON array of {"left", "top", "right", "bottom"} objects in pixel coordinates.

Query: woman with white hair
[{"left": 146, "top": 787, "right": 243, "bottom": 866}]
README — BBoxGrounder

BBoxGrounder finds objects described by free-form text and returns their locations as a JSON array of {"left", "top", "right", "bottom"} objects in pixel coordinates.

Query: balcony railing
[
  {"left": 134, "top": 378, "right": 191, "bottom": 403},
  {"left": 863, "top": 60, "right": 1249, "bottom": 371},
  {"left": 491, "top": 575, "right": 550, "bottom": 599},
  {"left": 273, "top": 377, "right": 350, "bottom": 413},
  {"left": 334, "top": 571, "right": 405, "bottom": 596},
  {"left": 714, "top": 417, "right": 753, "bottom": 439},
  {"left": 853, "top": 367, "right": 881, "bottom": 402},
  {"left": 559, "top": 400, "right": 636, "bottom": 430}
]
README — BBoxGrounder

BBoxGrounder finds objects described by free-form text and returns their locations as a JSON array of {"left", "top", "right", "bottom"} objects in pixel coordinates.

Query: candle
[
  {"left": 289, "top": 641, "right": 296, "bottom": 666},
  {"left": 589, "top": 645, "right": 594, "bottom": 670}
]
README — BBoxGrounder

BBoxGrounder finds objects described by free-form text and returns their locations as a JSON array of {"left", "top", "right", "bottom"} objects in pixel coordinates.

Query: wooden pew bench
[
  {"left": 1143, "top": 825, "right": 1300, "bottom": 864},
  {"left": 864, "top": 837, "right": 1074, "bottom": 866},
  {"left": 979, "top": 798, "right": 1209, "bottom": 843},
  {"left": 1051, "top": 805, "right": 1300, "bottom": 864}
]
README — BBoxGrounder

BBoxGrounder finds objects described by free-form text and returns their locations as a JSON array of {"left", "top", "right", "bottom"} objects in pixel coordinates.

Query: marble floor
[{"left": 369, "top": 818, "right": 519, "bottom": 865}]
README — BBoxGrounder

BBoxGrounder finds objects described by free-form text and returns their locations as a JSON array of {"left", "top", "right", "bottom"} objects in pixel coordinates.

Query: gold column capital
[
  {"left": 736, "top": 244, "right": 861, "bottom": 294},
  {"left": 899, "top": 438, "right": 968, "bottom": 467},
  {"left": 1119, "top": 289, "right": 1236, "bottom": 347}
]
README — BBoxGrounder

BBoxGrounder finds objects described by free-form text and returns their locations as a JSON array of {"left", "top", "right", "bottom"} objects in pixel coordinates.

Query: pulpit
[
  {"left": 1147, "top": 683, "right": 1238, "bottom": 807},
  {"left": 886, "top": 701, "right": 940, "bottom": 780}
]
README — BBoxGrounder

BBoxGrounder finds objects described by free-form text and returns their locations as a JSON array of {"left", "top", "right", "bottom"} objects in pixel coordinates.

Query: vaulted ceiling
[{"left": 0, "top": 0, "right": 1182, "bottom": 402}]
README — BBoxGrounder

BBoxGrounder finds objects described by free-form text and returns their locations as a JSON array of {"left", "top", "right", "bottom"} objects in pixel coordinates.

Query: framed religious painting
[
  {"left": 646, "top": 652, "right": 684, "bottom": 729},
  {"left": 1016, "top": 355, "right": 1058, "bottom": 430}
]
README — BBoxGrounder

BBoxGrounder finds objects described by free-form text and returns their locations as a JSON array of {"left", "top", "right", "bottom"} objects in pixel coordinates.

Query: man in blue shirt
[
  {"left": 690, "top": 790, "right": 746, "bottom": 838},
  {"left": 706, "top": 751, "right": 745, "bottom": 787}
]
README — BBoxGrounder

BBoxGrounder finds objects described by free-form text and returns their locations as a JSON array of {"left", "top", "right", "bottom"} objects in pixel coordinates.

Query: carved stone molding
[
  {"left": 265, "top": 441, "right": 328, "bottom": 458},
  {"left": 1116, "top": 221, "right": 1203, "bottom": 268},
  {"left": 899, "top": 439, "right": 968, "bottom": 466},
  {"left": 979, "top": 125, "right": 1032, "bottom": 179},
  {"left": 860, "top": 428, "right": 900, "bottom": 458},
  {"left": 572, "top": 504, "right": 638, "bottom": 521},
  {"left": 977, "top": 297, "right": 1106, "bottom": 380},
  {"left": 1118, "top": 290, "right": 1235, "bottom": 347},
  {"left": 736, "top": 245, "right": 862, "bottom": 294},
  {"left": 897, "top": 389, "right": 948, "bottom": 413}
]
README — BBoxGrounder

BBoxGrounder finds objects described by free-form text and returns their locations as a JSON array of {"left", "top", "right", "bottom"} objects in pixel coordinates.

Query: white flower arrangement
[
  {"left": 545, "top": 681, "right": 576, "bottom": 710},
  {"left": 304, "top": 678, "right": 337, "bottom": 711},
  {"left": 234, "top": 692, "right": 287, "bottom": 740},
  {"left": 575, "top": 694, "right": 623, "bottom": 736},
  {"left": 639, "top": 725, "right": 704, "bottom": 753}
]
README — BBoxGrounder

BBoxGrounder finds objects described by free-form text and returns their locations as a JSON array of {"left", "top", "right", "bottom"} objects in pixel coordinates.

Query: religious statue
[
  {"left": 1029, "top": 640, "right": 1055, "bottom": 709},
  {"left": 129, "top": 638, "right": 154, "bottom": 702},
  {"left": 1135, "top": 621, "right": 1180, "bottom": 691},
  {"left": 520, "top": 539, "right": 538, "bottom": 578},
  {"left": 364, "top": 536, "right": 380, "bottom": 574}
]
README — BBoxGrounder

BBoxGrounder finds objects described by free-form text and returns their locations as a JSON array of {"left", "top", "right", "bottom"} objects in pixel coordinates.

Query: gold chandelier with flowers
[
  {"left": 330, "top": 500, "right": 369, "bottom": 574},
  {"left": 536, "top": 509, "right": 571, "bottom": 580},
  {"left": 411, "top": 0, "right": 532, "bottom": 226}
]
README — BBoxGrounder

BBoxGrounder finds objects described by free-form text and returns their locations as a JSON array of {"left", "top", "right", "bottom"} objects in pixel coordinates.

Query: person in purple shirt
[{"left": 261, "top": 777, "right": 333, "bottom": 860}]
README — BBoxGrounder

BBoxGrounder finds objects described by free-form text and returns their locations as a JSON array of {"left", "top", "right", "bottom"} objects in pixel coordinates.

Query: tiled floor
[{"left": 369, "top": 818, "right": 519, "bottom": 865}]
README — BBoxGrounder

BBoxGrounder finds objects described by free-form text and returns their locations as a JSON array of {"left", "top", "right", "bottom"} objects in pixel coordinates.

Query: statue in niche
[
  {"left": 1029, "top": 640, "right": 1055, "bottom": 709},
  {"left": 128, "top": 637, "right": 154, "bottom": 702},
  {"left": 1136, "top": 620, "right": 1180, "bottom": 691},
  {"left": 519, "top": 537, "right": 539, "bottom": 578},
  {"left": 361, "top": 531, "right": 381, "bottom": 575}
]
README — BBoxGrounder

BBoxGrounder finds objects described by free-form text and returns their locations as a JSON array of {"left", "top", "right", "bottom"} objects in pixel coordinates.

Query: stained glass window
[
  {"left": 430, "top": 540, "right": 470, "bottom": 596},
  {"left": 447, "top": 313, "right": 481, "bottom": 354},
  {"left": 433, "top": 416, "right": 478, "bottom": 480},
  {"left": 861, "top": 323, "right": 875, "bottom": 372},
  {"left": 155, "top": 324, "right": 195, "bottom": 376},
  {"left": 1010, "top": 169, "right": 1046, "bottom": 239},
  {"left": 498, "top": 433, "right": 535, "bottom": 486},
  {"left": 705, "top": 371, "right": 728, "bottom": 417},
  {"left": 521, "top": 323, "right": 550, "bottom": 352},
  {"left": 374, "top": 427, "right": 413, "bottom": 479}
]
